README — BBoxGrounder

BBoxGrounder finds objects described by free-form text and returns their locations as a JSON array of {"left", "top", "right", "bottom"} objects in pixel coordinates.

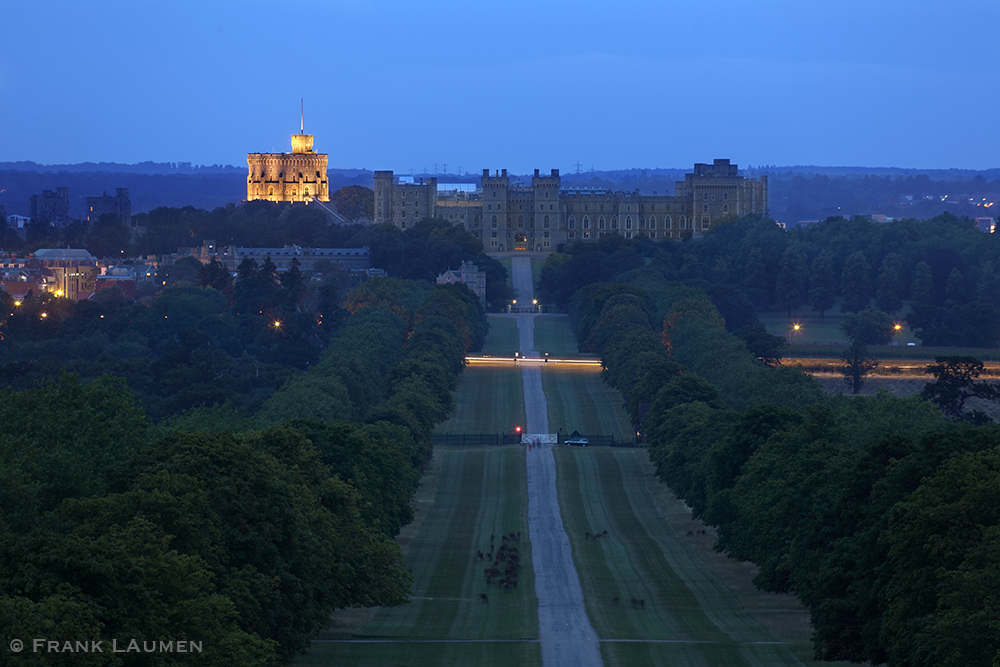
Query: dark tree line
[
  {"left": 0, "top": 270, "right": 488, "bottom": 664},
  {"left": 547, "top": 230, "right": 1000, "bottom": 666}
]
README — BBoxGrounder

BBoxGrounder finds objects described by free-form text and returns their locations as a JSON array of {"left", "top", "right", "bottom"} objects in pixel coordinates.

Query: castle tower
[
  {"left": 247, "top": 106, "right": 330, "bottom": 203},
  {"left": 482, "top": 169, "right": 509, "bottom": 250},
  {"left": 374, "top": 171, "right": 395, "bottom": 225},
  {"left": 532, "top": 168, "right": 561, "bottom": 251}
]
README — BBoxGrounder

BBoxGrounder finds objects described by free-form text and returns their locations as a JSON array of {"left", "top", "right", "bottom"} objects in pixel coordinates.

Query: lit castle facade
[
  {"left": 374, "top": 159, "right": 767, "bottom": 250},
  {"left": 247, "top": 114, "right": 330, "bottom": 203}
]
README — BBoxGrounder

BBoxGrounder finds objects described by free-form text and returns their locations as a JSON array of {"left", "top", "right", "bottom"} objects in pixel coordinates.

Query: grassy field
[
  {"left": 481, "top": 316, "right": 519, "bottom": 357},
  {"left": 435, "top": 362, "right": 525, "bottom": 434},
  {"left": 532, "top": 315, "right": 593, "bottom": 357},
  {"left": 554, "top": 448, "right": 819, "bottom": 667},
  {"left": 297, "top": 445, "right": 540, "bottom": 667},
  {"left": 542, "top": 365, "right": 633, "bottom": 440}
]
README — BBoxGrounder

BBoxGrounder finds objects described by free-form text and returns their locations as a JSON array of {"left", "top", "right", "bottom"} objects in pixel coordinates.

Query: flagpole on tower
[{"left": 301, "top": 98, "right": 304, "bottom": 133}]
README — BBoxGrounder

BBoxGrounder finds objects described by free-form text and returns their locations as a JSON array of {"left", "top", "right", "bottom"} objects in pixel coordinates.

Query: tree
[
  {"left": 841, "top": 307, "right": 895, "bottom": 345},
  {"left": 808, "top": 253, "right": 836, "bottom": 318},
  {"left": 774, "top": 243, "right": 808, "bottom": 316},
  {"left": 331, "top": 185, "right": 374, "bottom": 221},
  {"left": 875, "top": 253, "right": 904, "bottom": 314},
  {"left": 87, "top": 212, "right": 131, "bottom": 258},
  {"left": 880, "top": 445, "right": 1000, "bottom": 667},
  {"left": 921, "top": 356, "right": 999, "bottom": 423},
  {"left": 198, "top": 257, "right": 233, "bottom": 294},
  {"left": 910, "top": 261, "right": 936, "bottom": 305},
  {"left": 840, "top": 251, "right": 871, "bottom": 313},
  {"left": 735, "top": 324, "right": 787, "bottom": 367},
  {"left": 945, "top": 267, "right": 968, "bottom": 307},
  {"left": 839, "top": 340, "right": 878, "bottom": 394}
]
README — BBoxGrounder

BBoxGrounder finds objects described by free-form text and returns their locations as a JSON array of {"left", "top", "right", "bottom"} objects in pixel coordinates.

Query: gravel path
[{"left": 512, "top": 256, "right": 603, "bottom": 667}]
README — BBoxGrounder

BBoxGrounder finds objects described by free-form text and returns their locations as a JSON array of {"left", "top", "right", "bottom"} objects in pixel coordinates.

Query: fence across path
[{"left": 431, "top": 433, "right": 645, "bottom": 447}]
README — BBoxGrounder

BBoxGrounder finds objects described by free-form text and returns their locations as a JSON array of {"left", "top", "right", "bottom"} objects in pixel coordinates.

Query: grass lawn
[
  {"left": 435, "top": 363, "right": 525, "bottom": 434},
  {"left": 481, "top": 316, "right": 519, "bottom": 357},
  {"left": 554, "top": 448, "right": 811, "bottom": 667},
  {"left": 297, "top": 446, "right": 539, "bottom": 666},
  {"left": 532, "top": 315, "right": 593, "bottom": 358},
  {"left": 530, "top": 257, "right": 544, "bottom": 292},
  {"left": 542, "top": 365, "right": 633, "bottom": 439},
  {"left": 498, "top": 257, "right": 513, "bottom": 290}
]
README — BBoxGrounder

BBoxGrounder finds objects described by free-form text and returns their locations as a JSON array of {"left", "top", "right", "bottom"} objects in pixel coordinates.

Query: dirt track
[{"left": 513, "top": 255, "right": 603, "bottom": 667}]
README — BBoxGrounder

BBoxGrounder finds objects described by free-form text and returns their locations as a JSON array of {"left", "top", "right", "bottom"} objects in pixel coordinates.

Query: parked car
[{"left": 565, "top": 438, "right": 588, "bottom": 446}]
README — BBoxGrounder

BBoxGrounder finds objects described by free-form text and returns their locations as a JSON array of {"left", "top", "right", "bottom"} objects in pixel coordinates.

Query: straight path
[{"left": 512, "top": 255, "right": 603, "bottom": 667}]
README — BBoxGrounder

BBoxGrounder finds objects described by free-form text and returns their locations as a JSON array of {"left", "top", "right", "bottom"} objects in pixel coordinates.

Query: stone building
[
  {"left": 374, "top": 159, "right": 767, "bottom": 249},
  {"left": 436, "top": 260, "right": 486, "bottom": 307},
  {"left": 86, "top": 188, "right": 131, "bottom": 226},
  {"left": 29, "top": 188, "right": 71, "bottom": 225},
  {"left": 247, "top": 122, "right": 330, "bottom": 203}
]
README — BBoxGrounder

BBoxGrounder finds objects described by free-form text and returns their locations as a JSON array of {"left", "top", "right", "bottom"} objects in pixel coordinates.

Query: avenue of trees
[
  {"left": 542, "top": 216, "right": 1000, "bottom": 666},
  {"left": 0, "top": 247, "right": 487, "bottom": 664},
  {"left": 540, "top": 212, "right": 1000, "bottom": 348}
]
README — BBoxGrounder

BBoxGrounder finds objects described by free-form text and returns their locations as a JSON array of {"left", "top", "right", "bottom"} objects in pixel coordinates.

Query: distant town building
[
  {"left": 162, "top": 240, "right": 370, "bottom": 273},
  {"left": 229, "top": 246, "right": 369, "bottom": 272},
  {"left": 86, "top": 188, "right": 131, "bottom": 226},
  {"left": 28, "top": 249, "right": 100, "bottom": 301},
  {"left": 247, "top": 112, "right": 330, "bottom": 203},
  {"left": 436, "top": 261, "right": 486, "bottom": 307},
  {"left": 374, "top": 159, "right": 767, "bottom": 249},
  {"left": 29, "top": 187, "right": 71, "bottom": 225},
  {"left": 974, "top": 217, "right": 995, "bottom": 233}
]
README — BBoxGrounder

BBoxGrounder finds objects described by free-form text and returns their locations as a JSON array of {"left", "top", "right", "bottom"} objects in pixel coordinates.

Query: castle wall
[
  {"left": 247, "top": 152, "right": 330, "bottom": 202},
  {"left": 374, "top": 159, "right": 766, "bottom": 247}
]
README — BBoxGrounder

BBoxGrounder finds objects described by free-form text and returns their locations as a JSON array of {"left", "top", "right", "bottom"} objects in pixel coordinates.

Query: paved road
[{"left": 513, "top": 255, "right": 603, "bottom": 667}]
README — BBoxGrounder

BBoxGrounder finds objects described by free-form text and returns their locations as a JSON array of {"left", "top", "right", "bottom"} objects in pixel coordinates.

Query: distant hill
[
  {"left": 0, "top": 163, "right": 373, "bottom": 218},
  {"left": 2, "top": 162, "right": 997, "bottom": 225}
]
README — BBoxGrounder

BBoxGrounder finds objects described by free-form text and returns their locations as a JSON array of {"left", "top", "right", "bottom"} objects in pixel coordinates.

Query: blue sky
[{"left": 3, "top": 0, "right": 998, "bottom": 173}]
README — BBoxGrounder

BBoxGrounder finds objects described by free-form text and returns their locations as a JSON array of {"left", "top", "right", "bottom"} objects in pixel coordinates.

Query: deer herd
[{"left": 476, "top": 527, "right": 647, "bottom": 612}]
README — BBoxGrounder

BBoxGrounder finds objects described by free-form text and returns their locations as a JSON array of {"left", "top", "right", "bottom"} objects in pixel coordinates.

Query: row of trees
[
  {"left": 563, "top": 265, "right": 1000, "bottom": 665},
  {"left": 0, "top": 272, "right": 488, "bottom": 664},
  {"left": 540, "top": 212, "right": 1000, "bottom": 347}
]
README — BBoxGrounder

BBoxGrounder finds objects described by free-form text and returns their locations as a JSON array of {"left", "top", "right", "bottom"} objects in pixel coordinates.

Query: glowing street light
[{"left": 788, "top": 323, "right": 801, "bottom": 345}]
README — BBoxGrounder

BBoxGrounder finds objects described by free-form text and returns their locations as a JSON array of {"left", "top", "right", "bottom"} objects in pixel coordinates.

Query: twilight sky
[{"left": 3, "top": 0, "right": 998, "bottom": 174}]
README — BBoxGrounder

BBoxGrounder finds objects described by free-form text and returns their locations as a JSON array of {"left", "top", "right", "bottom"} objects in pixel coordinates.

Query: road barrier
[{"left": 431, "top": 433, "right": 646, "bottom": 447}]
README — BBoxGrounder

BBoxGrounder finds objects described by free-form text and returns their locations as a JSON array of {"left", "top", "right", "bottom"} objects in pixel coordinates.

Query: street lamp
[{"left": 788, "top": 323, "right": 801, "bottom": 346}]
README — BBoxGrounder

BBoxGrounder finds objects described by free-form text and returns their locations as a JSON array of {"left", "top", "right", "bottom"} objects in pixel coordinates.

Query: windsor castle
[{"left": 374, "top": 159, "right": 767, "bottom": 250}]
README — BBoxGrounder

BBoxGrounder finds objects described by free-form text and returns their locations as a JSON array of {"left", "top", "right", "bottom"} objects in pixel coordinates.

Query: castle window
[
  {"left": 568, "top": 216, "right": 576, "bottom": 229},
  {"left": 680, "top": 216, "right": 687, "bottom": 229},
  {"left": 723, "top": 204, "right": 729, "bottom": 214},
  {"left": 518, "top": 215, "right": 524, "bottom": 228},
  {"left": 702, "top": 217, "right": 710, "bottom": 230},
  {"left": 599, "top": 216, "right": 606, "bottom": 230},
  {"left": 492, "top": 215, "right": 498, "bottom": 228},
  {"left": 625, "top": 216, "right": 632, "bottom": 230},
  {"left": 610, "top": 216, "right": 617, "bottom": 230},
  {"left": 650, "top": 216, "right": 656, "bottom": 229},
  {"left": 543, "top": 215, "right": 549, "bottom": 228},
  {"left": 723, "top": 192, "right": 729, "bottom": 201},
  {"left": 584, "top": 231, "right": 590, "bottom": 239},
  {"left": 543, "top": 231, "right": 549, "bottom": 238},
  {"left": 703, "top": 204, "right": 709, "bottom": 213},
  {"left": 583, "top": 216, "right": 591, "bottom": 229},
  {"left": 711, "top": 194, "right": 715, "bottom": 201},
  {"left": 703, "top": 193, "right": 709, "bottom": 201}
]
